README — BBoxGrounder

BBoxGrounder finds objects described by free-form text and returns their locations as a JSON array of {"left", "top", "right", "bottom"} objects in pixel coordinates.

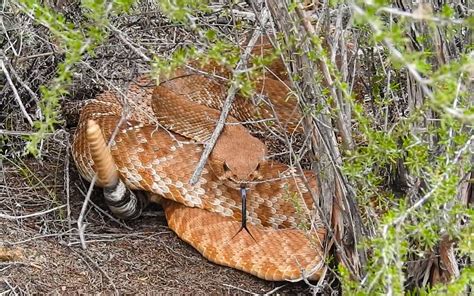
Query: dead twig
[
  {"left": 0, "top": 58, "right": 34, "bottom": 126},
  {"left": 222, "top": 283, "right": 257, "bottom": 295},
  {"left": 0, "top": 205, "right": 66, "bottom": 220},
  {"left": 0, "top": 129, "right": 52, "bottom": 136},
  {"left": 16, "top": 51, "right": 55, "bottom": 62},
  {"left": 189, "top": 7, "right": 270, "bottom": 185},
  {"left": 109, "top": 25, "right": 152, "bottom": 62},
  {"left": 6, "top": 59, "right": 41, "bottom": 106},
  {"left": 70, "top": 247, "right": 118, "bottom": 295},
  {"left": 263, "top": 284, "right": 287, "bottom": 295},
  {"left": 295, "top": 4, "right": 354, "bottom": 150}
]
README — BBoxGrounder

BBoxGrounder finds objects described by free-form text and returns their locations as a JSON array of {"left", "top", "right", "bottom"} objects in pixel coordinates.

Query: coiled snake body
[{"left": 72, "top": 38, "right": 327, "bottom": 281}]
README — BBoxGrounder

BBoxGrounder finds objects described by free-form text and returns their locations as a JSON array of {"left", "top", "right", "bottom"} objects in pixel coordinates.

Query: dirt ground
[{"left": 0, "top": 135, "right": 314, "bottom": 294}]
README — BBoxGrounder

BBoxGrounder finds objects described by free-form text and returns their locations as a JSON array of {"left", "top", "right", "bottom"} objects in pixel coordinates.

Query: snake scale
[{"left": 72, "top": 36, "right": 327, "bottom": 281}]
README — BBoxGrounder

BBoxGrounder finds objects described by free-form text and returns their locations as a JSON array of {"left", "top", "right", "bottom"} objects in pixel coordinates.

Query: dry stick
[
  {"left": 2, "top": 279, "right": 17, "bottom": 295},
  {"left": 16, "top": 51, "right": 55, "bottom": 62},
  {"left": 0, "top": 129, "right": 52, "bottom": 136},
  {"left": 109, "top": 25, "right": 152, "bottom": 62},
  {"left": 0, "top": 59, "right": 34, "bottom": 127},
  {"left": 189, "top": 8, "right": 270, "bottom": 185},
  {"left": 266, "top": 0, "right": 365, "bottom": 277},
  {"left": 263, "top": 284, "right": 288, "bottom": 296},
  {"left": 7, "top": 231, "right": 73, "bottom": 245},
  {"left": 6, "top": 60, "right": 41, "bottom": 106},
  {"left": 222, "top": 284, "right": 256, "bottom": 295},
  {"left": 0, "top": 158, "right": 4, "bottom": 192},
  {"left": 379, "top": 7, "right": 466, "bottom": 25},
  {"left": 0, "top": 205, "right": 66, "bottom": 220},
  {"left": 65, "top": 140, "right": 72, "bottom": 234},
  {"left": 295, "top": 3, "right": 365, "bottom": 263},
  {"left": 77, "top": 175, "right": 98, "bottom": 249},
  {"left": 295, "top": 4, "right": 354, "bottom": 150}
]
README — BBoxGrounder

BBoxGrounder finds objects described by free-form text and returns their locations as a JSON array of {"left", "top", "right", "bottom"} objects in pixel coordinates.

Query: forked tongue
[{"left": 231, "top": 184, "right": 256, "bottom": 242}]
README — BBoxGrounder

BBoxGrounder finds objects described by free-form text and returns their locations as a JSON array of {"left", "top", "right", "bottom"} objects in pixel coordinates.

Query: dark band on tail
[{"left": 103, "top": 182, "right": 148, "bottom": 220}]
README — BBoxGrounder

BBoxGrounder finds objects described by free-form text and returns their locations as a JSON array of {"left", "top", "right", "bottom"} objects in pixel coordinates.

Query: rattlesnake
[{"left": 72, "top": 37, "right": 327, "bottom": 281}]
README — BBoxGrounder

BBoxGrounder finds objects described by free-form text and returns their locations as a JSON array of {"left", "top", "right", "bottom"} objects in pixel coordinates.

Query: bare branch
[
  {"left": 189, "top": 8, "right": 270, "bottom": 185},
  {"left": 0, "top": 58, "right": 34, "bottom": 126},
  {"left": 0, "top": 205, "right": 66, "bottom": 220}
]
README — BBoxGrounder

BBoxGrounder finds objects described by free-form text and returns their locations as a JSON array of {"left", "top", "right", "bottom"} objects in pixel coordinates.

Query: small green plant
[{"left": 17, "top": 0, "right": 135, "bottom": 156}]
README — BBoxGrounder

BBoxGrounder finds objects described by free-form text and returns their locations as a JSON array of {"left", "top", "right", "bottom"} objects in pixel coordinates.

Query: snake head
[{"left": 210, "top": 125, "right": 266, "bottom": 188}]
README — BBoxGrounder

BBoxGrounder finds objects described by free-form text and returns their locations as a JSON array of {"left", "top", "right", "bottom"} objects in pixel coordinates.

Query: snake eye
[{"left": 223, "top": 162, "right": 231, "bottom": 172}]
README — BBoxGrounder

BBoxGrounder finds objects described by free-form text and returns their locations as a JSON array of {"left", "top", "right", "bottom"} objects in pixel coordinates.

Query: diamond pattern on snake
[{"left": 72, "top": 36, "right": 327, "bottom": 281}]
